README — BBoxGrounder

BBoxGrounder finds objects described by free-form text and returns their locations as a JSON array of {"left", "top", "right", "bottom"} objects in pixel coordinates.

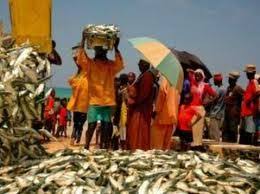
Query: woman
[
  {"left": 126, "top": 60, "right": 155, "bottom": 151},
  {"left": 151, "top": 75, "right": 180, "bottom": 150},
  {"left": 67, "top": 45, "right": 89, "bottom": 145},
  {"left": 190, "top": 69, "right": 217, "bottom": 147}
]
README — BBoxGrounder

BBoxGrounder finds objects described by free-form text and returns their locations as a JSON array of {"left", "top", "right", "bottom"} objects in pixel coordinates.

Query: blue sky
[{"left": 1, "top": 0, "right": 260, "bottom": 87}]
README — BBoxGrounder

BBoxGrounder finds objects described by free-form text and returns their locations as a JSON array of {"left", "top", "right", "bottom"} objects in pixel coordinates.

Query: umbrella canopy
[
  {"left": 170, "top": 48, "right": 212, "bottom": 80},
  {"left": 129, "top": 37, "right": 184, "bottom": 93}
]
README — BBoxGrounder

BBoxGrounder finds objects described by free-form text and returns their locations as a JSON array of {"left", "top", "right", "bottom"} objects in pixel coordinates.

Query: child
[
  {"left": 56, "top": 98, "right": 68, "bottom": 137},
  {"left": 178, "top": 93, "right": 202, "bottom": 151}
]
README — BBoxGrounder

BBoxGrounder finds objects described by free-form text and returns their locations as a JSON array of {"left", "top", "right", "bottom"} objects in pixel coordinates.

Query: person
[
  {"left": 126, "top": 60, "right": 155, "bottom": 151},
  {"left": 67, "top": 44, "right": 89, "bottom": 145},
  {"left": 128, "top": 72, "right": 136, "bottom": 85},
  {"left": 150, "top": 75, "right": 180, "bottom": 150},
  {"left": 77, "top": 32, "right": 124, "bottom": 150},
  {"left": 222, "top": 71, "right": 244, "bottom": 143},
  {"left": 181, "top": 69, "right": 193, "bottom": 104},
  {"left": 118, "top": 74, "right": 129, "bottom": 149},
  {"left": 53, "top": 97, "right": 61, "bottom": 135},
  {"left": 255, "top": 73, "right": 260, "bottom": 145},
  {"left": 47, "top": 40, "right": 62, "bottom": 65},
  {"left": 56, "top": 98, "right": 68, "bottom": 137},
  {"left": 178, "top": 93, "right": 202, "bottom": 150},
  {"left": 44, "top": 89, "right": 55, "bottom": 140},
  {"left": 240, "top": 64, "right": 258, "bottom": 145},
  {"left": 208, "top": 73, "right": 226, "bottom": 141},
  {"left": 190, "top": 69, "right": 217, "bottom": 148}
]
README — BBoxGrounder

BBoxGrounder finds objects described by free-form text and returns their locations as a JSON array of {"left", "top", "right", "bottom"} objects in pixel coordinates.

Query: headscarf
[{"left": 193, "top": 69, "right": 206, "bottom": 98}]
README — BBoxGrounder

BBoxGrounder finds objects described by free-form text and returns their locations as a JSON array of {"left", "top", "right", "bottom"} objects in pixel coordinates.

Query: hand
[{"left": 114, "top": 37, "right": 120, "bottom": 51}]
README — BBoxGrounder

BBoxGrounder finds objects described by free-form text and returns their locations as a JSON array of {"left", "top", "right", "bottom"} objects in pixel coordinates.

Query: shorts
[{"left": 88, "top": 106, "right": 113, "bottom": 123}]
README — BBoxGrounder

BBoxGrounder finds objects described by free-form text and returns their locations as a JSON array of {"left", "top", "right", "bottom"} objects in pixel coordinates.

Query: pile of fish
[
  {"left": 84, "top": 24, "right": 120, "bottom": 50},
  {"left": 0, "top": 149, "right": 259, "bottom": 194},
  {"left": 84, "top": 24, "right": 120, "bottom": 37},
  {"left": 0, "top": 42, "right": 52, "bottom": 166}
]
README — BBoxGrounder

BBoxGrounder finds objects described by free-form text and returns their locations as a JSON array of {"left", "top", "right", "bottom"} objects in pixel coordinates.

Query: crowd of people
[{"left": 43, "top": 32, "right": 260, "bottom": 151}]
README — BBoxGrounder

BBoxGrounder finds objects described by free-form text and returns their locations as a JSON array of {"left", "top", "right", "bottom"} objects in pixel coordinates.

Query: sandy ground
[{"left": 43, "top": 123, "right": 99, "bottom": 153}]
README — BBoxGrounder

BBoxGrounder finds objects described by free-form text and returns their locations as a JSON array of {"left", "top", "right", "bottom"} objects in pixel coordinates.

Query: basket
[{"left": 86, "top": 33, "right": 116, "bottom": 50}]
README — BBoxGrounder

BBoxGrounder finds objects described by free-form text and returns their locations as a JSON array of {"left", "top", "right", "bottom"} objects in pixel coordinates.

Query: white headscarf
[{"left": 193, "top": 69, "right": 206, "bottom": 98}]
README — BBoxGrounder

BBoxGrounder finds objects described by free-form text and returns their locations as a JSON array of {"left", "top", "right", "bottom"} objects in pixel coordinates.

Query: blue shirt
[{"left": 209, "top": 85, "right": 226, "bottom": 119}]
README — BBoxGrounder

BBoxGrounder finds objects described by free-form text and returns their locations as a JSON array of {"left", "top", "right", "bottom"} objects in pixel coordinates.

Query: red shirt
[
  {"left": 190, "top": 83, "right": 216, "bottom": 106},
  {"left": 241, "top": 79, "right": 258, "bottom": 117},
  {"left": 44, "top": 96, "right": 55, "bottom": 120},
  {"left": 58, "top": 107, "right": 67, "bottom": 126},
  {"left": 178, "top": 105, "right": 197, "bottom": 131}
]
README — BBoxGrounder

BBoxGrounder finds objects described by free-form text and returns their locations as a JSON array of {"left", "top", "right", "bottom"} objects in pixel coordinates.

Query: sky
[{"left": 1, "top": 0, "right": 260, "bottom": 88}]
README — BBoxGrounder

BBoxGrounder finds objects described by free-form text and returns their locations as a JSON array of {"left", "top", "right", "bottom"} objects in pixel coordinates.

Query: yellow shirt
[{"left": 76, "top": 48, "right": 124, "bottom": 106}]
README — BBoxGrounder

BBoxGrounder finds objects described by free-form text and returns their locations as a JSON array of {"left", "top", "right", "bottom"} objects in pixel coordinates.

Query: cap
[
  {"left": 244, "top": 64, "right": 256, "bottom": 73},
  {"left": 213, "top": 72, "right": 223, "bottom": 81},
  {"left": 228, "top": 71, "right": 240, "bottom": 79}
]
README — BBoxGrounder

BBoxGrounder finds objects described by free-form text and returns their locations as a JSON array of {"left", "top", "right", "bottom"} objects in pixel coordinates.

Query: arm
[
  {"left": 155, "top": 77, "right": 167, "bottom": 113},
  {"left": 113, "top": 38, "right": 124, "bottom": 73},
  {"left": 203, "top": 84, "right": 217, "bottom": 106}
]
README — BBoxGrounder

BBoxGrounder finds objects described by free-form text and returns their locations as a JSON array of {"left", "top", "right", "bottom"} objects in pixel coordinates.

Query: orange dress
[{"left": 151, "top": 76, "right": 180, "bottom": 150}]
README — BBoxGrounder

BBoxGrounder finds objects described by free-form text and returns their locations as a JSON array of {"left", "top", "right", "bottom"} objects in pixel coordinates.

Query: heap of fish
[
  {"left": 84, "top": 24, "right": 120, "bottom": 37},
  {"left": 0, "top": 149, "right": 259, "bottom": 194},
  {"left": 0, "top": 42, "right": 52, "bottom": 166}
]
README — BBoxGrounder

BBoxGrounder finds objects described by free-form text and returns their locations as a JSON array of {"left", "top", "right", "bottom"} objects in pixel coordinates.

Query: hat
[
  {"left": 213, "top": 72, "right": 223, "bottom": 81},
  {"left": 244, "top": 64, "right": 256, "bottom": 73},
  {"left": 228, "top": 71, "right": 240, "bottom": 79}
]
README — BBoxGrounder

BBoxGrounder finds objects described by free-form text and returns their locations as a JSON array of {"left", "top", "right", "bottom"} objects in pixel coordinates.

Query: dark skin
[
  {"left": 138, "top": 60, "right": 150, "bottom": 74},
  {"left": 246, "top": 71, "right": 259, "bottom": 104},
  {"left": 128, "top": 72, "right": 136, "bottom": 85},
  {"left": 81, "top": 32, "right": 120, "bottom": 61},
  {"left": 228, "top": 77, "right": 237, "bottom": 88},
  {"left": 214, "top": 80, "right": 222, "bottom": 87},
  {"left": 48, "top": 40, "right": 62, "bottom": 65}
]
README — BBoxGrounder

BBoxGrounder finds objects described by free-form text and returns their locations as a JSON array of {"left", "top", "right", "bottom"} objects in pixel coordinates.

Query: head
[
  {"left": 183, "top": 93, "right": 193, "bottom": 105},
  {"left": 50, "top": 89, "right": 56, "bottom": 98},
  {"left": 246, "top": 72, "right": 256, "bottom": 80},
  {"left": 194, "top": 69, "right": 205, "bottom": 83},
  {"left": 94, "top": 46, "right": 108, "bottom": 59},
  {"left": 119, "top": 74, "right": 128, "bottom": 86},
  {"left": 228, "top": 77, "right": 237, "bottom": 87},
  {"left": 52, "top": 40, "right": 56, "bottom": 49},
  {"left": 213, "top": 73, "right": 223, "bottom": 86},
  {"left": 138, "top": 59, "right": 150, "bottom": 73},
  {"left": 244, "top": 64, "right": 256, "bottom": 80},
  {"left": 61, "top": 98, "right": 67, "bottom": 107},
  {"left": 128, "top": 72, "right": 136, "bottom": 84}
]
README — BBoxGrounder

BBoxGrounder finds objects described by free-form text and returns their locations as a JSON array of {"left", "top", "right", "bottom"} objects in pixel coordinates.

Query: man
[
  {"left": 128, "top": 72, "right": 136, "bottom": 85},
  {"left": 240, "top": 64, "right": 258, "bottom": 145},
  {"left": 76, "top": 32, "right": 124, "bottom": 149},
  {"left": 223, "top": 72, "right": 244, "bottom": 143},
  {"left": 208, "top": 73, "right": 226, "bottom": 141},
  {"left": 151, "top": 75, "right": 180, "bottom": 150},
  {"left": 127, "top": 60, "right": 155, "bottom": 150}
]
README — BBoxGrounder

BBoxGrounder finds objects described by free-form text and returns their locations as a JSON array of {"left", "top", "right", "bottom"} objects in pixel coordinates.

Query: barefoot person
[{"left": 76, "top": 32, "right": 124, "bottom": 149}]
